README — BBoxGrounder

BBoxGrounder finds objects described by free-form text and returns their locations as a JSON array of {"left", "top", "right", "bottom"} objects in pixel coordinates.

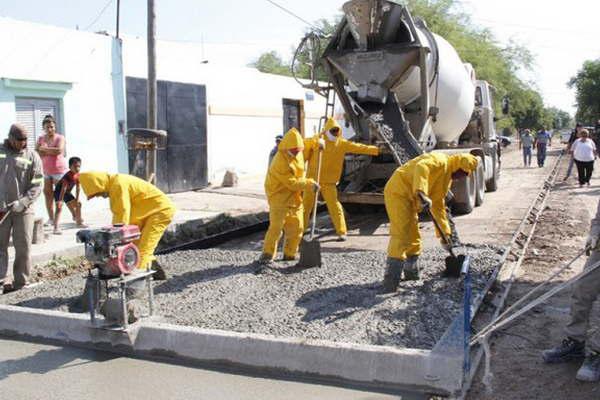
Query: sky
[{"left": 2, "top": 0, "right": 599, "bottom": 116}]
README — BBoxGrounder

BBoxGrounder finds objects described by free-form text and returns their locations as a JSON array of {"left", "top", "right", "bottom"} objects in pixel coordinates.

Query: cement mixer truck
[{"left": 293, "top": 0, "right": 505, "bottom": 214}]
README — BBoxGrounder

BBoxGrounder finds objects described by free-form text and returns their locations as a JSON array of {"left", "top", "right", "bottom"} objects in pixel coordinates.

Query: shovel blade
[
  {"left": 298, "top": 238, "right": 322, "bottom": 269},
  {"left": 444, "top": 254, "right": 467, "bottom": 278}
]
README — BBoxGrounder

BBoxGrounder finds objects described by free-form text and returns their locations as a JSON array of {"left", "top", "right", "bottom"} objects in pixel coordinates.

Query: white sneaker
[{"left": 44, "top": 219, "right": 54, "bottom": 227}]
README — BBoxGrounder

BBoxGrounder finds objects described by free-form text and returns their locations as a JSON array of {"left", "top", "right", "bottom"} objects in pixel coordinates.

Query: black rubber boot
[
  {"left": 403, "top": 256, "right": 420, "bottom": 280},
  {"left": 542, "top": 337, "right": 585, "bottom": 363},
  {"left": 577, "top": 351, "right": 600, "bottom": 382},
  {"left": 382, "top": 257, "right": 404, "bottom": 293}
]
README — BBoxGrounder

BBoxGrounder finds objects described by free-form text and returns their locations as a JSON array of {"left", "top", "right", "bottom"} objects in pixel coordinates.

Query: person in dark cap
[
  {"left": 565, "top": 123, "right": 583, "bottom": 181},
  {"left": 268, "top": 134, "right": 284, "bottom": 166},
  {"left": 0, "top": 124, "right": 43, "bottom": 293}
]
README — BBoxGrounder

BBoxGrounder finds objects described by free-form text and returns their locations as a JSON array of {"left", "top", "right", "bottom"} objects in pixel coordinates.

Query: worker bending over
[
  {"left": 79, "top": 172, "right": 175, "bottom": 280},
  {"left": 303, "top": 118, "right": 379, "bottom": 241},
  {"left": 260, "top": 128, "right": 318, "bottom": 265},
  {"left": 383, "top": 152, "right": 478, "bottom": 292}
]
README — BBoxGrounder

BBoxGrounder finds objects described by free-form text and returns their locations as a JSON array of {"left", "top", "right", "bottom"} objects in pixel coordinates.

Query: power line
[
  {"left": 264, "top": 0, "right": 323, "bottom": 33},
  {"left": 25, "top": 0, "right": 117, "bottom": 76},
  {"left": 84, "top": 0, "right": 115, "bottom": 31}
]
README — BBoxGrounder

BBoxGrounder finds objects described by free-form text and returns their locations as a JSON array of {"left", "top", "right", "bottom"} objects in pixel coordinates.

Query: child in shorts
[{"left": 53, "top": 157, "right": 85, "bottom": 234}]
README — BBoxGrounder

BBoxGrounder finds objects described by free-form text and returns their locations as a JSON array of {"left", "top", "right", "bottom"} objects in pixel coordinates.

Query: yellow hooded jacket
[
  {"left": 265, "top": 128, "right": 314, "bottom": 209},
  {"left": 79, "top": 172, "right": 175, "bottom": 226},
  {"left": 304, "top": 118, "right": 379, "bottom": 184},
  {"left": 384, "top": 152, "right": 479, "bottom": 236}
]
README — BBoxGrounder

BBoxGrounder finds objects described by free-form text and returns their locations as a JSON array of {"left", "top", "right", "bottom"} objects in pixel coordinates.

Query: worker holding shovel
[
  {"left": 303, "top": 118, "right": 379, "bottom": 241},
  {"left": 382, "top": 152, "right": 478, "bottom": 292},
  {"left": 259, "top": 128, "right": 319, "bottom": 266}
]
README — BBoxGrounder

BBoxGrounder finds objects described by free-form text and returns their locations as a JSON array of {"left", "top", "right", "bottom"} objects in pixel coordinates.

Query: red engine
[{"left": 77, "top": 224, "right": 141, "bottom": 276}]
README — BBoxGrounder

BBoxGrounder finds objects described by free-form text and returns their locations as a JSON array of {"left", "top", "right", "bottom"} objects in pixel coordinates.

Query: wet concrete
[{"left": 0, "top": 336, "right": 406, "bottom": 400}]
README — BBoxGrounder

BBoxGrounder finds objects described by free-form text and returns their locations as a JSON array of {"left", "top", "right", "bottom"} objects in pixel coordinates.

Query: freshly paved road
[{"left": 0, "top": 337, "right": 408, "bottom": 400}]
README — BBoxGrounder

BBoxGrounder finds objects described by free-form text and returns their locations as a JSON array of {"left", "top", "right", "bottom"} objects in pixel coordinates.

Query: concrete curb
[{"left": 0, "top": 304, "right": 462, "bottom": 395}]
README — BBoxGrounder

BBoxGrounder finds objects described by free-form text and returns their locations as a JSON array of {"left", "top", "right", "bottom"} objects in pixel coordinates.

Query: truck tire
[
  {"left": 451, "top": 173, "right": 476, "bottom": 215},
  {"left": 486, "top": 152, "right": 500, "bottom": 192},
  {"left": 475, "top": 162, "right": 485, "bottom": 206}
]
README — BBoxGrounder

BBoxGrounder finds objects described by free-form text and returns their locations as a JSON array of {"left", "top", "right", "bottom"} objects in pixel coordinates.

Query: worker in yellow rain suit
[
  {"left": 260, "top": 128, "right": 318, "bottom": 266},
  {"left": 79, "top": 172, "right": 176, "bottom": 280},
  {"left": 382, "top": 152, "right": 478, "bottom": 292},
  {"left": 303, "top": 118, "right": 379, "bottom": 241}
]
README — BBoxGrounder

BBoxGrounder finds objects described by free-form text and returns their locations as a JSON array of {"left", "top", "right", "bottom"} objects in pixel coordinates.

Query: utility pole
[
  {"left": 116, "top": 0, "right": 121, "bottom": 38},
  {"left": 147, "top": 0, "right": 157, "bottom": 130},
  {"left": 146, "top": 0, "right": 158, "bottom": 183}
]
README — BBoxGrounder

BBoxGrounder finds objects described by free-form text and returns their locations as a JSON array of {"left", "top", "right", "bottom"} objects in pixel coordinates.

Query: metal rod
[
  {"left": 120, "top": 283, "right": 128, "bottom": 329},
  {"left": 463, "top": 268, "right": 472, "bottom": 377},
  {"left": 88, "top": 275, "right": 96, "bottom": 325},
  {"left": 147, "top": 275, "right": 154, "bottom": 316}
]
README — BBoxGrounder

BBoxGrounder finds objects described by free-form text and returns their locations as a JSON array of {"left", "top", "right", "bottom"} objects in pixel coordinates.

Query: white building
[{"left": 0, "top": 17, "right": 327, "bottom": 215}]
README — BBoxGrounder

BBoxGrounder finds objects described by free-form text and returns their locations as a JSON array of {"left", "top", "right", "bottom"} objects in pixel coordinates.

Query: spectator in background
[
  {"left": 268, "top": 134, "right": 283, "bottom": 167},
  {"left": 53, "top": 157, "right": 86, "bottom": 234},
  {"left": 534, "top": 127, "right": 552, "bottom": 167},
  {"left": 35, "top": 115, "right": 67, "bottom": 226},
  {"left": 565, "top": 123, "right": 583, "bottom": 181},
  {"left": 520, "top": 129, "right": 534, "bottom": 167},
  {"left": 572, "top": 129, "right": 597, "bottom": 187}
]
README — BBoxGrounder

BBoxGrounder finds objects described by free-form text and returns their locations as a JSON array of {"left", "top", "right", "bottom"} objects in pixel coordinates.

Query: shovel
[
  {"left": 424, "top": 205, "right": 470, "bottom": 278},
  {"left": 298, "top": 149, "right": 323, "bottom": 269}
]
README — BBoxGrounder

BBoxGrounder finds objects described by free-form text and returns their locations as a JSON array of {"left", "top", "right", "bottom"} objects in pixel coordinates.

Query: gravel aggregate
[
  {"left": 0, "top": 244, "right": 503, "bottom": 349},
  {"left": 369, "top": 113, "right": 418, "bottom": 164}
]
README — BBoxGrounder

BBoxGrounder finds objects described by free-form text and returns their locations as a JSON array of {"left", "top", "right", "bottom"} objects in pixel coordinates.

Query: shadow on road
[{"left": 0, "top": 345, "right": 117, "bottom": 382}]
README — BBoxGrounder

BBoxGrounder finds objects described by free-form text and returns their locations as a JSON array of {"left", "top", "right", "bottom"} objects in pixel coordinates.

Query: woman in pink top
[{"left": 36, "top": 114, "right": 68, "bottom": 224}]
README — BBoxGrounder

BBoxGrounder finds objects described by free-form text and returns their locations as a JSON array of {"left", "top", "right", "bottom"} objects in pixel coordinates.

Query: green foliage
[
  {"left": 250, "top": 18, "right": 339, "bottom": 81},
  {"left": 251, "top": 51, "right": 293, "bottom": 77},
  {"left": 568, "top": 59, "right": 600, "bottom": 125},
  {"left": 545, "top": 107, "right": 573, "bottom": 130}
]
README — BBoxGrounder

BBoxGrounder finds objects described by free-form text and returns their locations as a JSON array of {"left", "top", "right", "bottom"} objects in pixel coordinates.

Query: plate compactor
[{"left": 77, "top": 224, "right": 155, "bottom": 330}]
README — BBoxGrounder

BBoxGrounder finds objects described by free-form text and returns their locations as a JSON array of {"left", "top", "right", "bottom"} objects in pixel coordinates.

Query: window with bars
[{"left": 15, "top": 97, "right": 62, "bottom": 150}]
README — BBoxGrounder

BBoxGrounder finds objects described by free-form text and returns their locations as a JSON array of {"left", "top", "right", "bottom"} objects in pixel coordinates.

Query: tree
[
  {"left": 545, "top": 107, "right": 573, "bottom": 130},
  {"left": 568, "top": 59, "right": 600, "bottom": 124},
  {"left": 249, "top": 18, "right": 339, "bottom": 80},
  {"left": 251, "top": 51, "right": 292, "bottom": 77}
]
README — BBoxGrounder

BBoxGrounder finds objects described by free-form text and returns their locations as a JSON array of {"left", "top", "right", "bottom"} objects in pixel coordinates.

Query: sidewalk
[{"left": 8, "top": 174, "right": 268, "bottom": 266}]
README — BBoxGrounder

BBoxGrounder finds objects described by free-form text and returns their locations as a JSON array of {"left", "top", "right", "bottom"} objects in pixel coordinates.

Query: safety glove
[{"left": 317, "top": 138, "right": 326, "bottom": 150}]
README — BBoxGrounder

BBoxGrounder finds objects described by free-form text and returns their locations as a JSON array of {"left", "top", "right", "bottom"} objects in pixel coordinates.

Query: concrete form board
[{"left": 0, "top": 304, "right": 463, "bottom": 396}]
